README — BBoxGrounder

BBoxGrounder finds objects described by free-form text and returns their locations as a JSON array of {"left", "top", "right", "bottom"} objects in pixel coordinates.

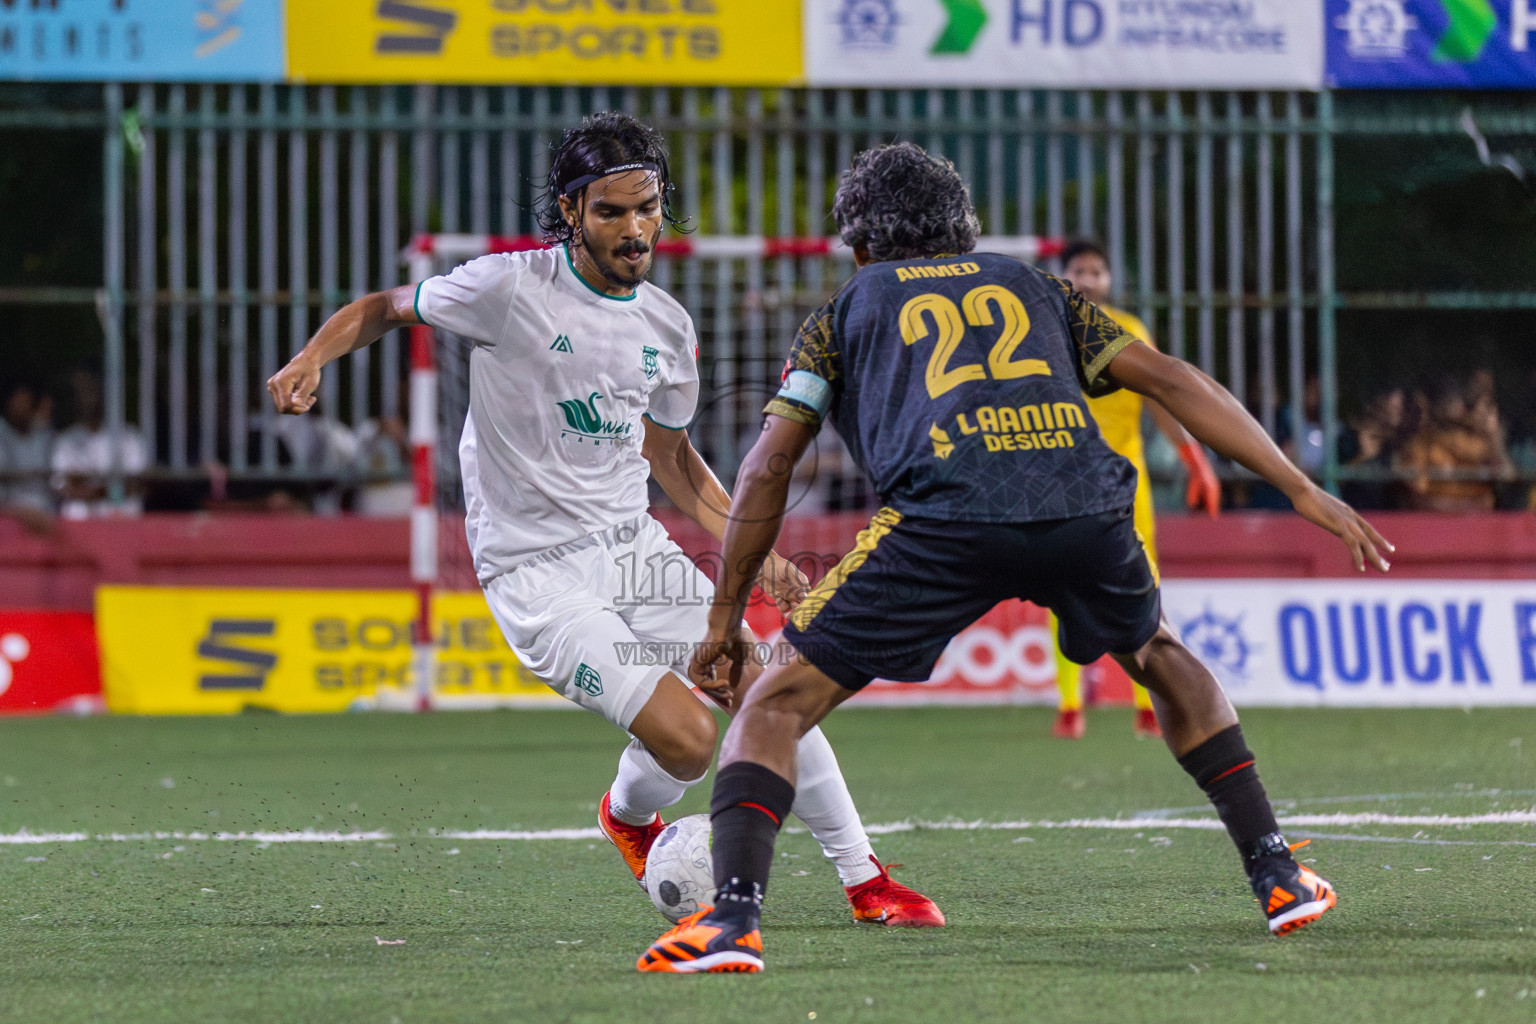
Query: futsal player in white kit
[{"left": 267, "top": 112, "right": 942, "bottom": 927}]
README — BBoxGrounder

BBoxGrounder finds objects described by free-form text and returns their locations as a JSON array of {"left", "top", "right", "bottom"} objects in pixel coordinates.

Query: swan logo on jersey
[
  {"left": 557, "top": 391, "right": 632, "bottom": 444},
  {"left": 573, "top": 662, "right": 603, "bottom": 697}
]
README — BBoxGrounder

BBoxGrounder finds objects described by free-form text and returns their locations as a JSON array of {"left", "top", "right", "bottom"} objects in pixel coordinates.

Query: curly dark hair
[
  {"left": 831, "top": 142, "right": 980, "bottom": 263},
  {"left": 535, "top": 111, "right": 688, "bottom": 246}
]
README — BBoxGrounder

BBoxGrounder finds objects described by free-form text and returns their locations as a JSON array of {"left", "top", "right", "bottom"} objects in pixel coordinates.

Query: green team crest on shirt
[
  {"left": 556, "top": 391, "right": 632, "bottom": 444},
  {"left": 573, "top": 662, "right": 603, "bottom": 696},
  {"left": 641, "top": 345, "right": 659, "bottom": 379}
]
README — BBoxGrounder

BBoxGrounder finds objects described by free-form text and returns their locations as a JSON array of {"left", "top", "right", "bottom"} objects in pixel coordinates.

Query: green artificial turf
[{"left": 1, "top": 707, "right": 1534, "bottom": 1023}]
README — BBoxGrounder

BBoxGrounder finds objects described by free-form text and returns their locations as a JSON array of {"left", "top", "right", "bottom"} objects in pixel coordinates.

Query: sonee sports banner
[
  {"left": 287, "top": 0, "right": 804, "bottom": 85},
  {"left": 96, "top": 586, "right": 562, "bottom": 714}
]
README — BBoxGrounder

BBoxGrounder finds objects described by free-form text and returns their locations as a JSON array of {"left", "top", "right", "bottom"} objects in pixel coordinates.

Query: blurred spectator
[
  {"left": 266, "top": 398, "right": 359, "bottom": 515},
  {"left": 1275, "top": 374, "right": 1325, "bottom": 475},
  {"left": 1394, "top": 375, "right": 1513, "bottom": 511},
  {"left": 352, "top": 409, "right": 413, "bottom": 517},
  {"left": 1506, "top": 368, "right": 1536, "bottom": 509},
  {"left": 1339, "top": 387, "right": 1407, "bottom": 510},
  {"left": 0, "top": 380, "right": 56, "bottom": 532},
  {"left": 51, "top": 369, "right": 147, "bottom": 519}
]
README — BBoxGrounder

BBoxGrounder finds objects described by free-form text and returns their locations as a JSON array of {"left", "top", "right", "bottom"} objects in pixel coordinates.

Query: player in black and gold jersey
[{"left": 638, "top": 143, "right": 1392, "bottom": 974}]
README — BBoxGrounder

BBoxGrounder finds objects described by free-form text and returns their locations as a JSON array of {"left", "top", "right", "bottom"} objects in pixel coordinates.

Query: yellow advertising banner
[
  {"left": 287, "top": 1, "right": 803, "bottom": 86},
  {"left": 97, "top": 587, "right": 562, "bottom": 714}
]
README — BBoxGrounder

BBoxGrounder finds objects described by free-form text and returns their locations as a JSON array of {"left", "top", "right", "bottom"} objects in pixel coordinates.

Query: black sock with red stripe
[
  {"left": 1176, "top": 724, "right": 1289, "bottom": 879},
  {"left": 709, "top": 762, "right": 796, "bottom": 920}
]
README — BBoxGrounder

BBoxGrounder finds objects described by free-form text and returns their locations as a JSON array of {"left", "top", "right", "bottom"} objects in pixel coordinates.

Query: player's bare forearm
[
  {"left": 641, "top": 421, "right": 734, "bottom": 543},
  {"left": 268, "top": 286, "right": 417, "bottom": 414},
  {"left": 712, "top": 463, "right": 791, "bottom": 632},
  {"left": 710, "top": 416, "right": 814, "bottom": 632},
  {"left": 1107, "top": 342, "right": 1393, "bottom": 571},
  {"left": 1108, "top": 344, "right": 1305, "bottom": 497},
  {"left": 645, "top": 420, "right": 811, "bottom": 617},
  {"left": 1145, "top": 398, "right": 1191, "bottom": 447}
]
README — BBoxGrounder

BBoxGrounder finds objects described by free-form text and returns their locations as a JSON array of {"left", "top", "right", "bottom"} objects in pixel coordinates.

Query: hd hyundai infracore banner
[{"left": 804, "top": 0, "right": 1326, "bottom": 88}]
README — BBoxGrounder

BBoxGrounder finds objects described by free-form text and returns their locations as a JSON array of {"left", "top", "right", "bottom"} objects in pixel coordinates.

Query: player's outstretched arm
[
  {"left": 642, "top": 418, "right": 809, "bottom": 615},
  {"left": 688, "top": 415, "right": 815, "bottom": 688},
  {"left": 1105, "top": 342, "right": 1394, "bottom": 573},
  {"left": 267, "top": 285, "right": 420, "bottom": 415}
]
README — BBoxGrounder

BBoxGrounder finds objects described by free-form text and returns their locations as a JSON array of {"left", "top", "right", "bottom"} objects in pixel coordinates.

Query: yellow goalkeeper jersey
[
  {"left": 1085, "top": 305, "right": 1153, "bottom": 466},
  {"left": 1085, "top": 305, "right": 1159, "bottom": 570}
]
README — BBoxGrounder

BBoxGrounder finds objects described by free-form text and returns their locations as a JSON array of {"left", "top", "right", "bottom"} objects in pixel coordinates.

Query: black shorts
[{"left": 781, "top": 505, "right": 1160, "bottom": 691}]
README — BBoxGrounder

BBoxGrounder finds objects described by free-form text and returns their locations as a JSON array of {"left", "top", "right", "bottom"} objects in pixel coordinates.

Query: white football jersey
[{"left": 414, "top": 246, "right": 700, "bottom": 582}]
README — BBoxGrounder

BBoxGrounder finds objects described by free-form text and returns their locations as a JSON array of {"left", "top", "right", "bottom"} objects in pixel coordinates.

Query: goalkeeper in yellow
[{"left": 1052, "top": 240, "right": 1221, "bottom": 740}]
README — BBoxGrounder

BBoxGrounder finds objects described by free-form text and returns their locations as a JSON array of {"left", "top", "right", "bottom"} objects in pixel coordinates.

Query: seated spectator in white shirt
[{"left": 51, "top": 370, "right": 148, "bottom": 520}]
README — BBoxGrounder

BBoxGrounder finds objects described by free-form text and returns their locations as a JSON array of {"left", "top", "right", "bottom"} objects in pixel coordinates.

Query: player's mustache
[{"left": 614, "top": 240, "right": 651, "bottom": 258}]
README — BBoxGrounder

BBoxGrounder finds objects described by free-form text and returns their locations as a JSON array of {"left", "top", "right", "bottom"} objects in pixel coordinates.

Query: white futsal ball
[{"left": 643, "top": 814, "right": 717, "bottom": 923}]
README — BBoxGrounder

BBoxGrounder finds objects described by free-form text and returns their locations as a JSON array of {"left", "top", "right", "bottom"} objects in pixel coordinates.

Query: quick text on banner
[{"left": 1276, "top": 599, "right": 1507, "bottom": 690}]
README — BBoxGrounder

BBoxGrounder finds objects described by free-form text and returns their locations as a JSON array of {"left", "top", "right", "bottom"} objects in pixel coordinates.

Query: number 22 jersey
[{"left": 765, "top": 252, "right": 1138, "bottom": 523}]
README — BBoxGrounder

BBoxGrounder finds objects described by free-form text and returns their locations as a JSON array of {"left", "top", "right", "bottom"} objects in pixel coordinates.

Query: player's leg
[
  {"left": 482, "top": 558, "right": 712, "bottom": 884},
  {"left": 620, "top": 515, "right": 936, "bottom": 922},
  {"left": 641, "top": 510, "right": 993, "bottom": 972},
  {"left": 637, "top": 653, "right": 854, "bottom": 974},
  {"left": 1047, "top": 508, "right": 1332, "bottom": 935},
  {"left": 1111, "top": 625, "right": 1334, "bottom": 934},
  {"left": 1049, "top": 610, "right": 1086, "bottom": 738},
  {"left": 1128, "top": 469, "right": 1163, "bottom": 739}
]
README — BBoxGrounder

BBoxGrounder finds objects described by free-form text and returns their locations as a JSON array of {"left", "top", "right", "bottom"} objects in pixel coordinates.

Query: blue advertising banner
[
  {"left": 0, "top": 0, "right": 284, "bottom": 81},
  {"left": 1328, "top": 0, "right": 1536, "bottom": 88},
  {"left": 1162, "top": 580, "right": 1536, "bottom": 706}
]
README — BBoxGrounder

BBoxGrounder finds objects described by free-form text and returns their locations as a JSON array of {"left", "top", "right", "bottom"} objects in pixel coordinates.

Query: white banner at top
[{"left": 805, "top": 0, "right": 1324, "bottom": 89}]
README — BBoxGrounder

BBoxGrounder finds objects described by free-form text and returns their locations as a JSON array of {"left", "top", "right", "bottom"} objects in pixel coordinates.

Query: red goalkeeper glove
[{"left": 1178, "top": 440, "right": 1221, "bottom": 517}]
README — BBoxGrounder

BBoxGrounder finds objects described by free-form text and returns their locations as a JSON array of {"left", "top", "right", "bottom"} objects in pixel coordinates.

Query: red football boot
[
  {"left": 844, "top": 856, "right": 946, "bottom": 927},
  {"left": 598, "top": 791, "right": 665, "bottom": 887}
]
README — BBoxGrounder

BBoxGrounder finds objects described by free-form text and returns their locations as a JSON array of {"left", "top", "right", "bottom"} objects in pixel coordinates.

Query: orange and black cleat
[
  {"left": 845, "top": 856, "right": 946, "bottom": 927},
  {"left": 637, "top": 906, "right": 765, "bottom": 974},
  {"left": 597, "top": 791, "right": 666, "bottom": 887},
  {"left": 1252, "top": 858, "right": 1337, "bottom": 936}
]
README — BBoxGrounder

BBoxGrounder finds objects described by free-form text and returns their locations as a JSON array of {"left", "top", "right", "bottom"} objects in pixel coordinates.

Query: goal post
[{"left": 398, "top": 232, "right": 1061, "bottom": 711}]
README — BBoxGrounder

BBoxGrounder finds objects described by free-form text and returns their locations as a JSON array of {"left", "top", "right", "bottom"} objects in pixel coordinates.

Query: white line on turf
[{"left": 2, "top": 810, "right": 1533, "bottom": 846}]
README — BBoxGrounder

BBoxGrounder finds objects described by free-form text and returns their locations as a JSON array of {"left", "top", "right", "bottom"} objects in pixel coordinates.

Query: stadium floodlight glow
[{"left": 400, "top": 232, "right": 1060, "bottom": 712}]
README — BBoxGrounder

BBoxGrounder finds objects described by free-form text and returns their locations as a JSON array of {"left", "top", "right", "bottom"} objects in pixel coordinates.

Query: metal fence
[{"left": 4, "top": 83, "right": 1535, "bottom": 509}]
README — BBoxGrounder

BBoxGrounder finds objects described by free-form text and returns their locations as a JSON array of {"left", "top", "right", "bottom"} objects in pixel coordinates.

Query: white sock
[
  {"left": 791, "top": 726, "right": 880, "bottom": 887},
  {"left": 608, "top": 738, "right": 701, "bottom": 826}
]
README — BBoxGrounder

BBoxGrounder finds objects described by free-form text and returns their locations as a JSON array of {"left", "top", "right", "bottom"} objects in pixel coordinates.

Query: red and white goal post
[{"left": 398, "top": 232, "right": 1061, "bottom": 711}]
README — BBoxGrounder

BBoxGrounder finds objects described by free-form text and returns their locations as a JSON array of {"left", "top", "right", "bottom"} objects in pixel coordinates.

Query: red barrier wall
[{"left": 2, "top": 510, "right": 1533, "bottom": 612}]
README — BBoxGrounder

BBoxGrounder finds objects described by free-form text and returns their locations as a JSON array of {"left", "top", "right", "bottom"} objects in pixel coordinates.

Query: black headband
[{"left": 559, "top": 161, "right": 661, "bottom": 197}]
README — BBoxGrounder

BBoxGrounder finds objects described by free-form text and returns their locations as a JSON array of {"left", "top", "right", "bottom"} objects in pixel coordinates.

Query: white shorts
[{"left": 483, "top": 513, "right": 715, "bottom": 730}]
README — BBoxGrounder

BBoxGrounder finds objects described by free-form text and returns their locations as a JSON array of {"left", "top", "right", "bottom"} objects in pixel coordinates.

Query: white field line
[{"left": 2, "top": 810, "right": 1534, "bottom": 846}]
